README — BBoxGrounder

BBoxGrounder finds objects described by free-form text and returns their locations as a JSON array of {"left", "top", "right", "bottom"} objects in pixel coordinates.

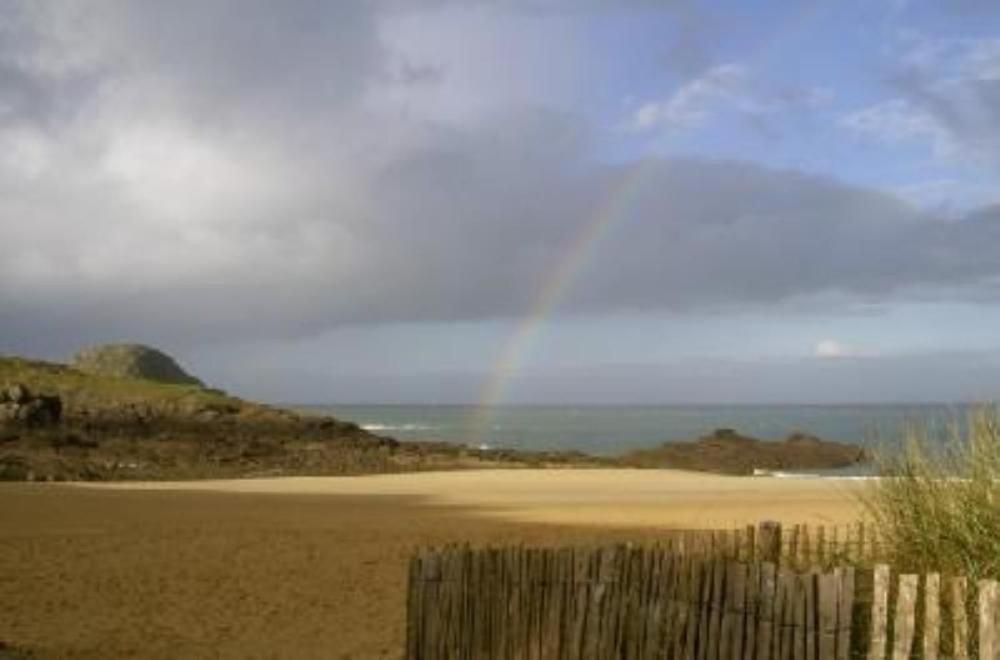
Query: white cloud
[
  {"left": 841, "top": 99, "right": 954, "bottom": 156},
  {"left": 629, "top": 63, "right": 748, "bottom": 131},
  {"left": 814, "top": 339, "right": 877, "bottom": 360},
  {"left": 629, "top": 64, "right": 833, "bottom": 133},
  {"left": 814, "top": 339, "right": 850, "bottom": 359},
  {"left": 844, "top": 35, "right": 1000, "bottom": 165}
]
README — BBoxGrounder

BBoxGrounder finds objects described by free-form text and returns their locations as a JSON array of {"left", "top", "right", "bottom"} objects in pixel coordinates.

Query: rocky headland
[{"left": 0, "top": 346, "right": 598, "bottom": 481}]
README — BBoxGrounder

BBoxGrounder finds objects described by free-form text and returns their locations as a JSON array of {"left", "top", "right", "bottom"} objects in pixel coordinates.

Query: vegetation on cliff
[{"left": 71, "top": 343, "right": 205, "bottom": 386}]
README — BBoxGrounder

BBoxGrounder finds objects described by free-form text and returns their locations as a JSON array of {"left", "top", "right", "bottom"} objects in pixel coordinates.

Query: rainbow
[
  {"left": 468, "top": 4, "right": 824, "bottom": 446},
  {"left": 469, "top": 161, "right": 656, "bottom": 444}
]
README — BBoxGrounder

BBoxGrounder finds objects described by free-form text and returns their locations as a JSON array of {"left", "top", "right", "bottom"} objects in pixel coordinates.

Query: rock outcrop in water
[
  {"left": 71, "top": 343, "right": 204, "bottom": 386},
  {"left": 621, "top": 428, "right": 868, "bottom": 475}
]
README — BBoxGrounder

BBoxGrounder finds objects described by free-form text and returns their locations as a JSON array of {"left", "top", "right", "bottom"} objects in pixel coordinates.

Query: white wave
[
  {"left": 361, "top": 423, "right": 433, "bottom": 432},
  {"left": 752, "top": 468, "right": 877, "bottom": 481}
]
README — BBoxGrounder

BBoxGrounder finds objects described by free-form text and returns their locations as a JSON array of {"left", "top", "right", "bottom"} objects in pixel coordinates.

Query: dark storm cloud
[{"left": 3, "top": 0, "right": 1000, "bottom": 357}]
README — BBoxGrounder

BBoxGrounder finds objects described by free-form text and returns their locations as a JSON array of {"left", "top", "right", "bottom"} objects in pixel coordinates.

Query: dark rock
[
  {"left": 621, "top": 428, "right": 869, "bottom": 475},
  {"left": 0, "top": 384, "right": 61, "bottom": 428},
  {"left": 51, "top": 433, "right": 99, "bottom": 450},
  {"left": 0, "top": 456, "right": 31, "bottom": 481},
  {"left": 1, "top": 383, "right": 30, "bottom": 404}
]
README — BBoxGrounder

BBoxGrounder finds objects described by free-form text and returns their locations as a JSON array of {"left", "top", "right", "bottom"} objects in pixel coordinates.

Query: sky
[{"left": 2, "top": 0, "right": 1000, "bottom": 404}]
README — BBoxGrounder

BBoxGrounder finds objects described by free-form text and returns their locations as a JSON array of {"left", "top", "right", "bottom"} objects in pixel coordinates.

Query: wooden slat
[
  {"left": 817, "top": 572, "right": 838, "bottom": 659},
  {"left": 923, "top": 573, "right": 940, "bottom": 660},
  {"left": 779, "top": 568, "right": 795, "bottom": 660},
  {"left": 816, "top": 526, "right": 826, "bottom": 568},
  {"left": 745, "top": 561, "right": 760, "bottom": 658},
  {"left": 683, "top": 555, "right": 701, "bottom": 660},
  {"left": 729, "top": 561, "right": 748, "bottom": 659},
  {"left": 892, "top": 574, "right": 918, "bottom": 660},
  {"left": 835, "top": 567, "right": 854, "bottom": 660},
  {"left": 645, "top": 548, "right": 667, "bottom": 659},
  {"left": 793, "top": 573, "right": 807, "bottom": 660},
  {"left": 805, "top": 572, "right": 818, "bottom": 660},
  {"left": 757, "top": 562, "right": 777, "bottom": 660},
  {"left": 952, "top": 576, "right": 969, "bottom": 660},
  {"left": 686, "top": 557, "right": 715, "bottom": 660},
  {"left": 801, "top": 526, "right": 812, "bottom": 570},
  {"left": 707, "top": 558, "right": 725, "bottom": 660},
  {"left": 979, "top": 579, "right": 1000, "bottom": 660},
  {"left": 868, "top": 564, "right": 890, "bottom": 660},
  {"left": 757, "top": 521, "right": 783, "bottom": 565},
  {"left": 789, "top": 526, "right": 800, "bottom": 570}
]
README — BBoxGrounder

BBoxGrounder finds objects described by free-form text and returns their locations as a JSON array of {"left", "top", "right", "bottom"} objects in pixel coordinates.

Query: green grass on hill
[{"left": 0, "top": 355, "right": 234, "bottom": 414}]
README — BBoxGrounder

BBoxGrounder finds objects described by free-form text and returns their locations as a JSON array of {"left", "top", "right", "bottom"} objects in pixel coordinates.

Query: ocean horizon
[{"left": 294, "top": 402, "right": 978, "bottom": 461}]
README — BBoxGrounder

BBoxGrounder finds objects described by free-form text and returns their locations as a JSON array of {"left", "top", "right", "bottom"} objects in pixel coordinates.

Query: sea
[{"left": 294, "top": 403, "right": 977, "bottom": 471}]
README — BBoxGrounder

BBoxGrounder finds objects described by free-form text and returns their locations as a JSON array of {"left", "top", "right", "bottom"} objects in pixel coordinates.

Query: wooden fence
[
  {"left": 406, "top": 544, "right": 855, "bottom": 658},
  {"left": 405, "top": 526, "right": 1000, "bottom": 658}
]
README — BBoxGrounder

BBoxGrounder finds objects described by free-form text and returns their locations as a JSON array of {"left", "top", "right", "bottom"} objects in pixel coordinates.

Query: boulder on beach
[{"left": 71, "top": 343, "right": 203, "bottom": 387}]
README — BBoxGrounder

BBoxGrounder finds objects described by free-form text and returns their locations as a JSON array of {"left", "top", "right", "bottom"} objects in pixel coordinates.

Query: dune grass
[{"left": 861, "top": 406, "right": 1000, "bottom": 581}]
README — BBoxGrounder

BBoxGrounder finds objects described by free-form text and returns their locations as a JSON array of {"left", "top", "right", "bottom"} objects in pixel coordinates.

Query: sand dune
[{"left": 82, "top": 468, "right": 864, "bottom": 527}]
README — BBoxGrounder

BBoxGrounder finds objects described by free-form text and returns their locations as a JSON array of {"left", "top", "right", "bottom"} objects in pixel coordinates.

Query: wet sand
[{"left": 0, "top": 470, "right": 863, "bottom": 658}]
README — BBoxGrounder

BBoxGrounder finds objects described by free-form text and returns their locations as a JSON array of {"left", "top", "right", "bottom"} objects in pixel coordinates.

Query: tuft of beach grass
[{"left": 861, "top": 406, "right": 1000, "bottom": 581}]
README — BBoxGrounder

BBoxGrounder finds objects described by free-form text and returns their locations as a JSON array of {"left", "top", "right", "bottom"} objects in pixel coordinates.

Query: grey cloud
[
  {"left": 4, "top": 1, "right": 1000, "bottom": 358},
  {"left": 203, "top": 350, "right": 1000, "bottom": 405}
]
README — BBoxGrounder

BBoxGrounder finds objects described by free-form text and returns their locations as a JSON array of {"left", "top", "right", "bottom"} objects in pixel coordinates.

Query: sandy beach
[
  {"left": 1, "top": 469, "right": 864, "bottom": 658},
  {"left": 85, "top": 468, "right": 865, "bottom": 528}
]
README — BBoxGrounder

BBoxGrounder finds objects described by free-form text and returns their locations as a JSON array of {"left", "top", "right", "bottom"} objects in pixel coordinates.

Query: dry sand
[{"left": 0, "top": 469, "right": 864, "bottom": 658}]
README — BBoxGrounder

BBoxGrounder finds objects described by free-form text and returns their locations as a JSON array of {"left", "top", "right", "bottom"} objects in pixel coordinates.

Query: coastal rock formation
[
  {"left": 71, "top": 343, "right": 204, "bottom": 386},
  {"left": 0, "top": 353, "right": 603, "bottom": 482},
  {"left": 0, "top": 383, "right": 62, "bottom": 427},
  {"left": 622, "top": 428, "right": 868, "bottom": 475}
]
